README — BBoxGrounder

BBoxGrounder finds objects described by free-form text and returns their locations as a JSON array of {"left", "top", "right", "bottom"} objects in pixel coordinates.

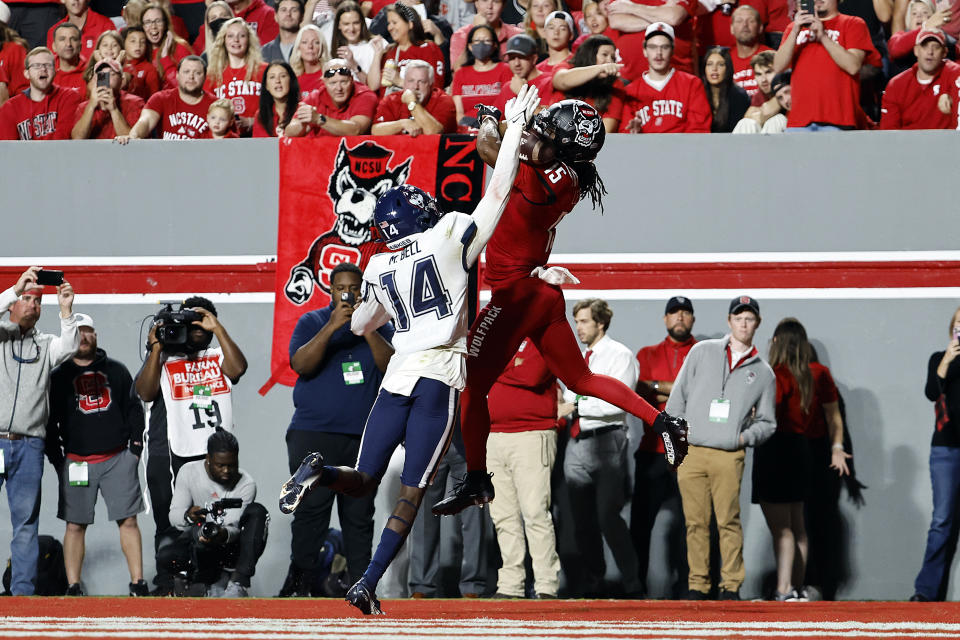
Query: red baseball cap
[{"left": 916, "top": 28, "right": 946, "bottom": 46}]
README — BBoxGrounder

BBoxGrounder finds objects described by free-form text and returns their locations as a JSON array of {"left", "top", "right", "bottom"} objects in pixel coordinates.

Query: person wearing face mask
[
  {"left": 452, "top": 24, "right": 511, "bottom": 125},
  {"left": 158, "top": 431, "right": 266, "bottom": 598},
  {"left": 134, "top": 296, "right": 247, "bottom": 593}
]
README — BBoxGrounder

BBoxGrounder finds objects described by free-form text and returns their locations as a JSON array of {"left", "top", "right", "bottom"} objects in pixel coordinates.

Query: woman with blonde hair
[
  {"left": 754, "top": 318, "right": 850, "bottom": 602},
  {"left": 522, "top": 0, "right": 562, "bottom": 57},
  {"left": 206, "top": 17, "right": 266, "bottom": 134},
  {"left": 289, "top": 23, "right": 330, "bottom": 94},
  {"left": 141, "top": 2, "right": 193, "bottom": 88},
  {"left": 193, "top": 0, "right": 235, "bottom": 56}
]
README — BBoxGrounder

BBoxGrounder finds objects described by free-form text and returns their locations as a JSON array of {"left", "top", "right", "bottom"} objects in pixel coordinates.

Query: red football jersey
[
  {"left": 206, "top": 63, "right": 267, "bottom": 118},
  {"left": 374, "top": 87, "right": 457, "bottom": 132},
  {"left": 0, "top": 85, "right": 82, "bottom": 140},
  {"left": 615, "top": 0, "right": 696, "bottom": 80},
  {"left": 145, "top": 87, "right": 215, "bottom": 139},
  {"left": 301, "top": 82, "right": 379, "bottom": 135},
  {"left": 880, "top": 61, "right": 960, "bottom": 130},
  {"left": 124, "top": 58, "right": 161, "bottom": 101},
  {"left": 46, "top": 11, "right": 116, "bottom": 60},
  {"left": 451, "top": 63, "right": 512, "bottom": 116},
  {"left": 74, "top": 91, "right": 145, "bottom": 139},
  {"left": 618, "top": 69, "right": 712, "bottom": 133},
  {"left": 380, "top": 41, "right": 446, "bottom": 92},
  {"left": 731, "top": 44, "right": 772, "bottom": 96},
  {"left": 0, "top": 42, "right": 28, "bottom": 96},
  {"left": 483, "top": 161, "right": 579, "bottom": 288},
  {"left": 785, "top": 14, "right": 878, "bottom": 128}
]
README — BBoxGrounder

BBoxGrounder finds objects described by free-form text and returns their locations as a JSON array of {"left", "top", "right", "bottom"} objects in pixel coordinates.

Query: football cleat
[
  {"left": 279, "top": 452, "right": 325, "bottom": 515},
  {"left": 431, "top": 471, "right": 495, "bottom": 516},
  {"left": 346, "top": 578, "right": 384, "bottom": 615},
  {"left": 654, "top": 411, "right": 688, "bottom": 469}
]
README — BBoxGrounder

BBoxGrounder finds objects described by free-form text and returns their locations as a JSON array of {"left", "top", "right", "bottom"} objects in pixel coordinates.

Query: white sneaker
[{"left": 222, "top": 581, "right": 249, "bottom": 598}]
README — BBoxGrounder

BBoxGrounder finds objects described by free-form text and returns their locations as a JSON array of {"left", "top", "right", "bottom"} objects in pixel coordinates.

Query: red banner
[{"left": 260, "top": 135, "right": 485, "bottom": 394}]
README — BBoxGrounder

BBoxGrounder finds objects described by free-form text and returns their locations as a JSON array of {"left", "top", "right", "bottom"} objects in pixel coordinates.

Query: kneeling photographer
[
  {"left": 134, "top": 297, "right": 247, "bottom": 589},
  {"left": 157, "top": 431, "right": 267, "bottom": 597}
]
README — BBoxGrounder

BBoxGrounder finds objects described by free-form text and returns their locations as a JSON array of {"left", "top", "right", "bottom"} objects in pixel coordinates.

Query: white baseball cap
[
  {"left": 75, "top": 313, "right": 95, "bottom": 330},
  {"left": 645, "top": 22, "right": 675, "bottom": 42},
  {"left": 0, "top": 3, "right": 10, "bottom": 25}
]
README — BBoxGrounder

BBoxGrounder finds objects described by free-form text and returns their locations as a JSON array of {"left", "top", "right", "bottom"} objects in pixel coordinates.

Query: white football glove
[{"left": 504, "top": 84, "right": 541, "bottom": 128}]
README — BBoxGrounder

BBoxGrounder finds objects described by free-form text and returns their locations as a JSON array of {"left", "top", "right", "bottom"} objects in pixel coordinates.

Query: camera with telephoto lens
[
  {"left": 154, "top": 301, "right": 202, "bottom": 351},
  {"left": 198, "top": 497, "right": 243, "bottom": 541}
]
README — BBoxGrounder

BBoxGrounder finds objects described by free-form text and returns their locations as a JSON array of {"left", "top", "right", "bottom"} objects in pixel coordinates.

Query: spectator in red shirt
[
  {"left": 631, "top": 296, "right": 696, "bottom": 599},
  {"left": 538, "top": 10, "right": 575, "bottom": 74},
  {"left": 733, "top": 54, "right": 790, "bottom": 133},
  {"left": 253, "top": 60, "right": 299, "bottom": 136},
  {"left": 729, "top": 5, "right": 772, "bottom": 96},
  {"left": 573, "top": 0, "right": 618, "bottom": 50},
  {"left": 371, "top": 57, "right": 455, "bottom": 133},
  {"left": 142, "top": 4, "right": 193, "bottom": 89},
  {"left": 71, "top": 57, "right": 143, "bottom": 138},
  {"left": 194, "top": 1, "right": 234, "bottom": 58},
  {"left": 287, "top": 57, "right": 378, "bottom": 135},
  {"left": 773, "top": 0, "right": 878, "bottom": 130},
  {"left": 490, "top": 33, "right": 554, "bottom": 111},
  {"left": 207, "top": 97, "right": 238, "bottom": 137},
  {"left": 618, "top": 22, "right": 712, "bottom": 133},
  {"left": 115, "top": 54, "right": 215, "bottom": 141},
  {"left": 122, "top": 26, "right": 160, "bottom": 101},
  {"left": 290, "top": 24, "right": 330, "bottom": 94},
  {"left": 701, "top": 46, "right": 749, "bottom": 131},
  {"left": 552, "top": 34, "right": 626, "bottom": 131},
  {"left": 888, "top": 0, "right": 948, "bottom": 75},
  {"left": 881, "top": 28, "right": 960, "bottom": 129},
  {"left": 696, "top": 0, "right": 768, "bottom": 56},
  {"left": 225, "top": 0, "right": 279, "bottom": 48},
  {"left": 522, "top": 0, "right": 562, "bottom": 56},
  {"left": 451, "top": 24, "right": 511, "bottom": 125},
  {"left": 486, "top": 339, "right": 562, "bottom": 599},
  {"left": 606, "top": 0, "right": 696, "bottom": 79},
  {"left": 0, "top": 46, "right": 82, "bottom": 138},
  {"left": 0, "top": 19, "right": 29, "bottom": 105},
  {"left": 45, "top": 0, "right": 114, "bottom": 60},
  {"left": 52, "top": 23, "right": 86, "bottom": 92},
  {"left": 376, "top": 4, "right": 445, "bottom": 93},
  {"left": 206, "top": 17, "right": 266, "bottom": 134},
  {"left": 450, "top": 0, "right": 523, "bottom": 70}
]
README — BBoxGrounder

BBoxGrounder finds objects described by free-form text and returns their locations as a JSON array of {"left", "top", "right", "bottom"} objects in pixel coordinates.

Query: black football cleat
[
  {"left": 279, "top": 452, "right": 325, "bottom": 515},
  {"left": 654, "top": 412, "right": 689, "bottom": 469},
  {"left": 431, "top": 471, "right": 495, "bottom": 516},
  {"left": 346, "top": 578, "right": 384, "bottom": 615}
]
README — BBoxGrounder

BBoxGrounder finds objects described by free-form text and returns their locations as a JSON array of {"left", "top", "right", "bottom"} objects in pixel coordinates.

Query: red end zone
[{"left": 2, "top": 599, "right": 959, "bottom": 639}]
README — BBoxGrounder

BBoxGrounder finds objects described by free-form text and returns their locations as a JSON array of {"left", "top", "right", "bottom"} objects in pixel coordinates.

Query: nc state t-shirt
[
  {"left": 451, "top": 63, "right": 512, "bottom": 116},
  {"left": 159, "top": 347, "right": 234, "bottom": 457},
  {"left": 145, "top": 87, "right": 215, "bottom": 139},
  {"left": 731, "top": 45, "right": 772, "bottom": 96},
  {"left": 206, "top": 63, "right": 267, "bottom": 118}
]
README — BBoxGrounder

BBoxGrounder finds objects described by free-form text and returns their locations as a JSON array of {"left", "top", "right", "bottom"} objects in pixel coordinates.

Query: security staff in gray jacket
[
  {"left": 665, "top": 295, "right": 775, "bottom": 600},
  {"left": 0, "top": 266, "right": 79, "bottom": 595}
]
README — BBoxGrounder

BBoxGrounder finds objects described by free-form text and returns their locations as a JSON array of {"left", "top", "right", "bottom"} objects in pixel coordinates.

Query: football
[{"left": 518, "top": 130, "right": 555, "bottom": 166}]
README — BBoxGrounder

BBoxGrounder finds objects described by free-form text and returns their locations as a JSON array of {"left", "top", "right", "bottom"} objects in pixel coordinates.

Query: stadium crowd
[{"left": 1, "top": 0, "right": 959, "bottom": 139}]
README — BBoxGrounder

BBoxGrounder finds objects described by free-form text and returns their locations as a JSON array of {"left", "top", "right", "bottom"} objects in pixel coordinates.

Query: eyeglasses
[
  {"left": 142, "top": 18, "right": 164, "bottom": 27},
  {"left": 27, "top": 63, "right": 55, "bottom": 71},
  {"left": 323, "top": 67, "right": 352, "bottom": 78},
  {"left": 12, "top": 337, "right": 40, "bottom": 365}
]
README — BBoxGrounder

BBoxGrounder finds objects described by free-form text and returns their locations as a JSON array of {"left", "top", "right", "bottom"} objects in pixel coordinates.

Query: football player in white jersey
[{"left": 278, "top": 84, "right": 541, "bottom": 615}]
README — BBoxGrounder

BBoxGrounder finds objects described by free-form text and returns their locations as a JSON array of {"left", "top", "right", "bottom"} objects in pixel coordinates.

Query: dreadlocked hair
[{"left": 573, "top": 161, "right": 606, "bottom": 213}]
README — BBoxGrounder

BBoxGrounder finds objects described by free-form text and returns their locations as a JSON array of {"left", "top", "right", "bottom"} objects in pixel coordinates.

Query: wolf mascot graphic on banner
[{"left": 284, "top": 140, "right": 412, "bottom": 304}]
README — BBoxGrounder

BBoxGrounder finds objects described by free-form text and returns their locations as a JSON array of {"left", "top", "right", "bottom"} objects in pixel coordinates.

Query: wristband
[{"left": 831, "top": 443, "right": 844, "bottom": 450}]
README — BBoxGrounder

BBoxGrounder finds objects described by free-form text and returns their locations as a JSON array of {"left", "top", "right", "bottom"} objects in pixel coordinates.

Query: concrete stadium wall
[{"left": 0, "top": 132, "right": 956, "bottom": 600}]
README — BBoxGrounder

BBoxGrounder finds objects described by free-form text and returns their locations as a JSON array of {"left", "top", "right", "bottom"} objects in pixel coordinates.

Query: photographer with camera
[
  {"left": 158, "top": 430, "right": 266, "bottom": 598},
  {"left": 134, "top": 296, "right": 247, "bottom": 590},
  {"left": 0, "top": 266, "right": 78, "bottom": 595},
  {"left": 71, "top": 58, "right": 145, "bottom": 140},
  {"left": 279, "top": 262, "right": 393, "bottom": 597}
]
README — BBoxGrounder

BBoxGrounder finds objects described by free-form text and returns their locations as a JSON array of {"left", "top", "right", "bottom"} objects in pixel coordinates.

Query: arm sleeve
[
  {"left": 0, "top": 287, "right": 19, "bottom": 339},
  {"left": 120, "top": 366, "right": 145, "bottom": 455},
  {"left": 44, "top": 372, "right": 65, "bottom": 469},
  {"left": 927, "top": 351, "right": 946, "bottom": 400},
  {"left": 169, "top": 467, "right": 195, "bottom": 532},
  {"left": 48, "top": 313, "right": 79, "bottom": 367},
  {"left": 741, "top": 371, "right": 777, "bottom": 446},
  {"left": 687, "top": 80, "right": 713, "bottom": 133},
  {"left": 887, "top": 29, "right": 918, "bottom": 61},
  {"left": 351, "top": 278, "right": 392, "bottom": 335},
  {"left": 879, "top": 78, "right": 903, "bottom": 130}
]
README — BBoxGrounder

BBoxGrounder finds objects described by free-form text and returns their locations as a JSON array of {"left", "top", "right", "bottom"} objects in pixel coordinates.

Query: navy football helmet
[
  {"left": 373, "top": 184, "right": 444, "bottom": 250},
  {"left": 531, "top": 99, "right": 605, "bottom": 164}
]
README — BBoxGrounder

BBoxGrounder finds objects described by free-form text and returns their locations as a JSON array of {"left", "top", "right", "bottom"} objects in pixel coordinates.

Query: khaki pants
[
  {"left": 677, "top": 445, "right": 746, "bottom": 593},
  {"left": 487, "top": 430, "right": 560, "bottom": 597}
]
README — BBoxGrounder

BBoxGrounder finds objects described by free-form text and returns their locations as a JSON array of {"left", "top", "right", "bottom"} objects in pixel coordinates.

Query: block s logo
[{"left": 73, "top": 371, "right": 112, "bottom": 414}]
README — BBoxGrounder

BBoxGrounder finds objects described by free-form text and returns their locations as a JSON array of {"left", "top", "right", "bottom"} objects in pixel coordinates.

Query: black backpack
[{"left": 2, "top": 535, "right": 68, "bottom": 595}]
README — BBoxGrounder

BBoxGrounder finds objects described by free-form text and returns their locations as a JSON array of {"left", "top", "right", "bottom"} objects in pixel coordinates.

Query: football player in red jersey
[{"left": 433, "top": 99, "right": 690, "bottom": 516}]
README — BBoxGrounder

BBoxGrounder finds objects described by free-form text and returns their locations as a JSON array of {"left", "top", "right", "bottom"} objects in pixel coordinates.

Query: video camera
[
  {"left": 154, "top": 301, "right": 202, "bottom": 351},
  {"left": 198, "top": 497, "right": 244, "bottom": 541}
]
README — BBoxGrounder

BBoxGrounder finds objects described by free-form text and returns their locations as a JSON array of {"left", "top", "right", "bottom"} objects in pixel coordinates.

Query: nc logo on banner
[{"left": 284, "top": 140, "right": 412, "bottom": 305}]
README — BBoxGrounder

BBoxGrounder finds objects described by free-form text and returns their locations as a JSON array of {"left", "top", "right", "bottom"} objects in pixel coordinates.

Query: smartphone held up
[{"left": 36, "top": 269, "right": 64, "bottom": 286}]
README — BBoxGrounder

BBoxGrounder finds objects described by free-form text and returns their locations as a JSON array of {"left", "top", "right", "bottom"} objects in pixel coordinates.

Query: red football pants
[{"left": 461, "top": 277, "right": 661, "bottom": 472}]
